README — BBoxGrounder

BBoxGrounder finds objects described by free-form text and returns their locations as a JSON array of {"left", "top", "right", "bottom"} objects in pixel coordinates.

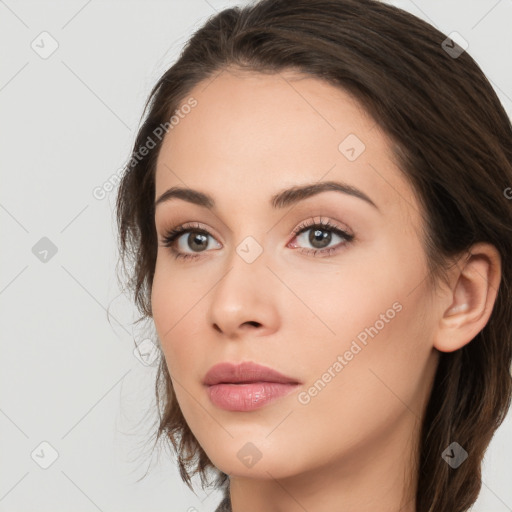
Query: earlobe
[{"left": 433, "top": 243, "right": 501, "bottom": 353}]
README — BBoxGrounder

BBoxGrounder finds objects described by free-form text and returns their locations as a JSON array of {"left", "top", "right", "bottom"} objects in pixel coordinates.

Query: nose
[{"left": 207, "top": 249, "right": 280, "bottom": 340}]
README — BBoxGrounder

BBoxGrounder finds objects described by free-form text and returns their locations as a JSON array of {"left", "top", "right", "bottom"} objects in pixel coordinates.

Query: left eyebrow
[{"left": 154, "top": 180, "right": 379, "bottom": 212}]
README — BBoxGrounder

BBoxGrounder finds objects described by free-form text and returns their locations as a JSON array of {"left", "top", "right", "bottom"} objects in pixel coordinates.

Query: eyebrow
[{"left": 154, "top": 180, "right": 379, "bottom": 211}]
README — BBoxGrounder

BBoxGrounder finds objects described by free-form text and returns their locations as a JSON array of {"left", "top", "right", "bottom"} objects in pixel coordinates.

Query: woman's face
[{"left": 151, "top": 69, "right": 440, "bottom": 481}]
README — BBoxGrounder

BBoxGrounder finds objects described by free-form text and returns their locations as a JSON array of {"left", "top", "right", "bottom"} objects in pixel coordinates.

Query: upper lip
[{"left": 203, "top": 361, "right": 301, "bottom": 386}]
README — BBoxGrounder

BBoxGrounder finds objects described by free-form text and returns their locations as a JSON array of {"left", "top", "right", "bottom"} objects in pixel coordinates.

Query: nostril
[{"left": 243, "top": 321, "right": 261, "bottom": 328}]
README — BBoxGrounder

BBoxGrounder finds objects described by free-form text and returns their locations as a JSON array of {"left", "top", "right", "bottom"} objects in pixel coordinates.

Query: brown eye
[
  {"left": 161, "top": 222, "right": 221, "bottom": 260},
  {"left": 289, "top": 218, "right": 354, "bottom": 257}
]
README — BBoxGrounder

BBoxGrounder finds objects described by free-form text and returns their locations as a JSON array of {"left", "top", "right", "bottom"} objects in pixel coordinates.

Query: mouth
[
  {"left": 205, "top": 381, "right": 300, "bottom": 411},
  {"left": 203, "top": 361, "right": 301, "bottom": 411}
]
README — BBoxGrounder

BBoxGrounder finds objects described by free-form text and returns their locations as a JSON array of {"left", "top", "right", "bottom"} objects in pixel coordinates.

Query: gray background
[{"left": 1, "top": 0, "right": 511, "bottom": 511}]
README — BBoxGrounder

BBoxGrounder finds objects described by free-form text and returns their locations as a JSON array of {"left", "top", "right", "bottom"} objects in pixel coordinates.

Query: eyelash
[{"left": 160, "top": 217, "right": 354, "bottom": 261}]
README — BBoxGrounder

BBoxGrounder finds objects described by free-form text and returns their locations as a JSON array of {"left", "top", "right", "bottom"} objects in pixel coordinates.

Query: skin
[{"left": 151, "top": 68, "right": 501, "bottom": 512}]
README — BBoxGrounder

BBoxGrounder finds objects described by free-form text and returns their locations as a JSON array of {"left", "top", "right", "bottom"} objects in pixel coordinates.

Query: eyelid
[
  {"left": 159, "top": 221, "right": 221, "bottom": 244},
  {"left": 290, "top": 216, "right": 354, "bottom": 238}
]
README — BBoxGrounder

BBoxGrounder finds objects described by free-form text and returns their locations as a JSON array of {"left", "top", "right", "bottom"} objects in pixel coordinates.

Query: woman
[{"left": 115, "top": 0, "right": 512, "bottom": 510}]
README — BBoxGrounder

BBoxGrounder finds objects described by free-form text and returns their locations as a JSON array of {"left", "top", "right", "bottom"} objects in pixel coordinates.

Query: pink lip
[{"left": 203, "top": 361, "right": 301, "bottom": 412}]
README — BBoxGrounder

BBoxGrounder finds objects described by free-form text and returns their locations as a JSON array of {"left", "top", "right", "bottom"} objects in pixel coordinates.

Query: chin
[{"left": 205, "top": 441, "right": 305, "bottom": 480}]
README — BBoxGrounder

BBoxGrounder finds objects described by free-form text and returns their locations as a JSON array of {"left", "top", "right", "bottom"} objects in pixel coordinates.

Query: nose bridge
[
  {"left": 207, "top": 233, "right": 279, "bottom": 337},
  {"left": 214, "top": 234, "right": 268, "bottom": 305},
  {"left": 218, "top": 207, "right": 271, "bottom": 273},
  {"left": 234, "top": 232, "right": 266, "bottom": 266}
]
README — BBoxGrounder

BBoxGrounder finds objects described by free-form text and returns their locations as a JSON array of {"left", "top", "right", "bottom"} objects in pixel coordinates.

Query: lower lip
[{"left": 206, "top": 382, "right": 300, "bottom": 411}]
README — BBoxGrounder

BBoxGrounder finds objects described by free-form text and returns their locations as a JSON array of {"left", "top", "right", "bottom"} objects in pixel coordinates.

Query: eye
[
  {"left": 160, "top": 222, "right": 221, "bottom": 261},
  {"left": 159, "top": 217, "right": 354, "bottom": 261},
  {"left": 288, "top": 216, "right": 354, "bottom": 257}
]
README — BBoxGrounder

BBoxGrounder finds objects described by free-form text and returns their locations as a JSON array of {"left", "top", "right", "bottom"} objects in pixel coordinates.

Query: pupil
[{"left": 309, "top": 228, "right": 331, "bottom": 249}]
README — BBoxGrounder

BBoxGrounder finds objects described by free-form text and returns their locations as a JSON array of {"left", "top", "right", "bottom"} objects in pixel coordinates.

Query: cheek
[
  {"left": 276, "top": 241, "right": 419, "bottom": 352},
  {"left": 284, "top": 285, "right": 434, "bottom": 469},
  {"left": 286, "top": 237, "right": 433, "bottom": 404},
  {"left": 150, "top": 261, "right": 206, "bottom": 374},
  {"left": 151, "top": 253, "right": 208, "bottom": 326}
]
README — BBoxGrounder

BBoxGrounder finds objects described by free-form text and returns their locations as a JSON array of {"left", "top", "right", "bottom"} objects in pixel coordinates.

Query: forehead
[{"left": 154, "top": 69, "right": 417, "bottom": 217}]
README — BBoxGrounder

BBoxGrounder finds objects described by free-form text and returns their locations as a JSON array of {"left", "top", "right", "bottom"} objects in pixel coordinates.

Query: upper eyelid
[{"left": 292, "top": 217, "right": 353, "bottom": 236}]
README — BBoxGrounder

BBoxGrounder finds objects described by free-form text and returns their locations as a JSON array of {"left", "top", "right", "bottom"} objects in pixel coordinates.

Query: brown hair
[{"left": 115, "top": 0, "right": 512, "bottom": 510}]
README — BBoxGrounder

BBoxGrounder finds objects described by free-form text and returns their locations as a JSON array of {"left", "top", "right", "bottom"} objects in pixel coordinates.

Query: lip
[
  {"left": 203, "top": 361, "right": 300, "bottom": 386},
  {"left": 203, "top": 361, "right": 301, "bottom": 412}
]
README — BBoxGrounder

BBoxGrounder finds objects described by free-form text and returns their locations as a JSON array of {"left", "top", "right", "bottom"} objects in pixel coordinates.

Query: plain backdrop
[{"left": 1, "top": 0, "right": 511, "bottom": 511}]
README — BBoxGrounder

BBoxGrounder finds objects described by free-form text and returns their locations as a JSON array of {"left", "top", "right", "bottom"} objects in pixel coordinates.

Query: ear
[{"left": 433, "top": 242, "right": 502, "bottom": 353}]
